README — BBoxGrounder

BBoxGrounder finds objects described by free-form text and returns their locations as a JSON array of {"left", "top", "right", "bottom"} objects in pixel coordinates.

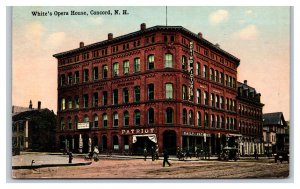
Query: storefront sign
[
  {"left": 188, "top": 41, "right": 194, "bottom": 101},
  {"left": 77, "top": 122, "right": 89, "bottom": 129},
  {"left": 121, "top": 128, "right": 155, "bottom": 135},
  {"left": 182, "top": 131, "right": 211, "bottom": 137}
]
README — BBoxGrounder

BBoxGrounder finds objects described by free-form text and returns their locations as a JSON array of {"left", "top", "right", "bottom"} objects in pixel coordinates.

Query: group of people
[{"left": 143, "top": 145, "right": 171, "bottom": 167}]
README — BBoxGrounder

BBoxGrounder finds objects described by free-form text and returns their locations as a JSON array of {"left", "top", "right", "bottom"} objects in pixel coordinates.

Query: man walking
[
  {"left": 163, "top": 149, "right": 171, "bottom": 167},
  {"left": 143, "top": 146, "right": 148, "bottom": 161}
]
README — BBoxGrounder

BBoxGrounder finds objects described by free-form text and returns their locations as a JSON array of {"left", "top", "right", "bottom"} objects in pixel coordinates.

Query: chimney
[
  {"left": 198, "top": 32, "right": 203, "bottom": 39},
  {"left": 108, "top": 33, "right": 113, "bottom": 40},
  {"left": 244, "top": 80, "right": 247, "bottom": 85},
  {"left": 141, "top": 23, "right": 146, "bottom": 31},
  {"left": 38, "top": 101, "right": 41, "bottom": 110},
  {"left": 79, "top": 42, "right": 84, "bottom": 48},
  {"left": 215, "top": 43, "right": 220, "bottom": 48},
  {"left": 29, "top": 100, "right": 33, "bottom": 109}
]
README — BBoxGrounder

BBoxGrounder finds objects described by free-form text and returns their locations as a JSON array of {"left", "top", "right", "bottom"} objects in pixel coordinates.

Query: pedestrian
[
  {"left": 254, "top": 148, "right": 258, "bottom": 160},
  {"left": 155, "top": 145, "right": 159, "bottom": 160},
  {"left": 143, "top": 146, "right": 148, "bottom": 161},
  {"left": 163, "top": 149, "right": 171, "bottom": 167},
  {"left": 151, "top": 146, "right": 155, "bottom": 161},
  {"left": 93, "top": 146, "right": 100, "bottom": 161},
  {"left": 68, "top": 151, "right": 73, "bottom": 164}
]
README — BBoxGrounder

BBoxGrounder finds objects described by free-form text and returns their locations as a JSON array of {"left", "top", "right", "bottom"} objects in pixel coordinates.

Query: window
[
  {"left": 221, "top": 116, "right": 225, "bottom": 129},
  {"left": 83, "top": 115, "right": 89, "bottom": 123},
  {"left": 67, "top": 73, "right": 72, "bottom": 85},
  {"left": 93, "top": 114, "right": 98, "bottom": 128},
  {"left": 134, "top": 58, "right": 140, "bottom": 72},
  {"left": 134, "top": 110, "right": 141, "bottom": 126},
  {"left": 60, "top": 74, "right": 66, "bottom": 86},
  {"left": 93, "top": 67, "right": 98, "bottom": 81},
  {"left": 123, "top": 88, "right": 129, "bottom": 103},
  {"left": 165, "top": 108, "right": 173, "bottom": 124},
  {"left": 102, "top": 65, "right": 108, "bottom": 79},
  {"left": 211, "top": 114, "right": 215, "bottom": 128},
  {"left": 226, "top": 98, "right": 229, "bottom": 110},
  {"left": 93, "top": 92, "right": 98, "bottom": 107},
  {"left": 196, "top": 62, "right": 200, "bottom": 76},
  {"left": 165, "top": 54, "right": 173, "bottom": 68},
  {"left": 230, "top": 99, "right": 233, "bottom": 111},
  {"left": 196, "top": 89, "right": 201, "bottom": 104},
  {"left": 211, "top": 93, "right": 215, "bottom": 107},
  {"left": 225, "top": 75, "right": 229, "bottom": 86},
  {"left": 74, "top": 71, "right": 79, "bottom": 84},
  {"left": 102, "top": 91, "right": 107, "bottom": 106},
  {"left": 197, "top": 112, "right": 201, "bottom": 127},
  {"left": 134, "top": 86, "right": 140, "bottom": 102},
  {"left": 165, "top": 83, "right": 173, "bottom": 99},
  {"left": 215, "top": 95, "right": 219, "bottom": 108},
  {"left": 220, "top": 72, "right": 224, "bottom": 84},
  {"left": 220, "top": 96, "right": 224, "bottom": 109},
  {"left": 229, "top": 76, "right": 232, "bottom": 87},
  {"left": 216, "top": 115, "right": 220, "bottom": 128},
  {"left": 83, "top": 94, "right": 88, "bottom": 108},
  {"left": 113, "top": 89, "right": 118, "bottom": 105},
  {"left": 164, "top": 36, "right": 168, "bottom": 43},
  {"left": 182, "top": 56, "right": 187, "bottom": 71},
  {"left": 103, "top": 113, "right": 108, "bottom": 128},
  {"left": 68, "top": 117, "right": 72, "bottom": 130},
  {"left": 148, "top": 84, "right": 154, "bottom": 100},
  {"left": 189, "top": 110, "right": 194, "bottom": 126},
  {"left": 148, "top": 55, "right": 154, "bottom": 70},
  {"left": 74, "top": 116, "right": 78, "bottom": 129},
  {"left": 233, "top": 78, "right": 236, "bottom": 88},
  {"left": 215, "top": 70, "right": 219, "bottom": 82},
  {"left": 113, "top": 62, "right": 119, "bottom": 77},
  {"left": 182, "top": 109, "right": 187, "bottom": 125},
  {"left": 123, "top": 60, "right": 129, "bottom": 75},
  {"left": 74, "top": 96, "right": 79, "bottom": 109},
  {"left": 204, "top": 91, "right": 208, "bottom": 105},
  {"left": 204, "top": 113, "right": 208, "bottom": 128},
  {"left": 61, "top": 98, "right": 66, "bottom": 110},
  {"left": 203, "top": 65, "right": 207, "bottom": 79},
  {"left": 60, "top": 118, "right": 65, "bottom": 130},
  {"left": 68, "top": 97, "right": 72, "bottom": 109},
  {"left": 182, "top": 85, "right": 187, "bottom": 100},
  {"left": 113, "top": 112, "right": 118, "bottom": 127},
  {"left": 123, "top": 111, "right": 129, "bottom": 126},
  {"left": 148, "top": 108, "right": 154, "bottom": 125},
  {"left": 152, "top": 36, "right": 155, "bottom": 43},
  {"left": 83, "top": 69, "right": 89, "bottom": 82},
  {"left": 171, "top": 36, "right": 175, "bottom": 42},
  {"left": 210, "top": 68, "right": 215, "bottom": 81}
]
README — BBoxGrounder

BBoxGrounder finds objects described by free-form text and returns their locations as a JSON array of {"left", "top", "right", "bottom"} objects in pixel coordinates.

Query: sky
[{"left": 12, "top": 6, "right": 290, "bottom": 120}]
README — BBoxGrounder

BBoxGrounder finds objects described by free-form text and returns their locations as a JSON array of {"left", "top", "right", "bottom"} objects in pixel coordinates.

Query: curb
[{"left": 12, "top": 161, "right": 92, "bottom": 170}]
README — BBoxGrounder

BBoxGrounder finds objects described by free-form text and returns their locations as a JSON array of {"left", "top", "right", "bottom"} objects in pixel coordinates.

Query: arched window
[
  {"left": 61, "top": 98, "right": 66, "bottom": 111},
  {"left": 83, "top": 69, "right": 89, "bottom": 82},
  {"left": 211, "top": 114, "right": 215, "bottom": 128},
  {"left": 216, "top": 115, "right": 220, "bottom": 128},
  {"left": 165, "top": 107, "right": 173, "bottom": 124},
  {"left": 134, "top": 110, "right": 141, "bottom": 126},
  {"left": 204, "top": 113, "right": 208, "bottom": 128},
  {"left": 215, "top": 95, "right": 219, "bottom": 108},
  {"left": 134, "top": 58, "right": 140, "bottom": 72},
  {"left": 67, "top": 117, "right": 72, "bottom": 130},
  {"left": 83, "top": 115, "right": 89, "bottom": 123},
  {"left": 113, "top": 112, "right": 118, "bottom": 127},
  {"left": 93, "top": 114, "right": 98, "bottom": 128},
  {"left": 197, "top": 112, "right": 201, "bottom": 127},
  {"left": 182, "top": 109, "right": 187, "bottom": 125},
  {"left": 215, "top": 70, "right": 219, "bottom": 82},
  {"left": 182, "top": 55, "right": 187, "bottom": 70},
  {"left": 165, "top": 54, "right": 173, "bottom": 68},
  {"left": 211, "top": 93, "right": 215, "bottom": 107},
  {"left": 196, "top": 89, "right": 201, "bottom": 104},
  {"left": 165, "top": 83, "right": 173, "bottom": 99},
  {"left": 123, "top": 60, "right": 129, "bottom": 75},
  {"left": 148, "top": 55, "right": 154, "bottom": 70},
  {"left": 210, "top": 68, "right": 215, "bottom": 81},
  {"left": 67, "top": 97, "right": 72, "bottom": 109},
  {"left": 60, "top": 74, "right": 66, "bottom": 86},
  {"left": 112, "top": 135, "right": 119, "bottom": 150},
  {"left": 196, "top": 62, "right": 200, "bottom": 76},
  {"left": 102, "top": 113, "right": 108, "bottom": 128},
  {"left": 123, "top": 111, "right": 129, "bottom": 126},
  {"left": 182, "top": 85, "right": 187, "bottom": 100},
  {"left": 113, "top": 62, "right": 119, "bottom": 77},
  {"left": 148, "top": 108, "right": 154, "bottom": 125},
  {"left": 102, "top": 65, "right": 108, "bottom": 79},
  {"left": 189, "top": 110, "right": 194, "bottom": 126}
]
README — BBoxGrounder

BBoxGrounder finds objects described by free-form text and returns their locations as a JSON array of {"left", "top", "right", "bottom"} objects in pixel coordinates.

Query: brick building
[{"left": 53, "top": 23, "right": 263, "bottom": 155}]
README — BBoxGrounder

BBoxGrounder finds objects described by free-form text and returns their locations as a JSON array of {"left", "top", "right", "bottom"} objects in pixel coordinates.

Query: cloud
[
  {"left": 87, "top": 17, "right": 103, "bottom": 25},
  {"left": 25, "top": 21, "right": 44, "bottom": 47},
  {"left": 209, "top": 10, "right": 229, "bottom": 25},
  {"left": 233, "top": 25, "right": 259, "bottom": 40},
  {"left": 46, "top": 32, "right": 66, "bottom": 48}
]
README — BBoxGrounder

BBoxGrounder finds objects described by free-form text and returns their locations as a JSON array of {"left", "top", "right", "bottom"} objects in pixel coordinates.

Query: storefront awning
[{"left": 132, "top": 134, "right": 157, "bottom": 143}]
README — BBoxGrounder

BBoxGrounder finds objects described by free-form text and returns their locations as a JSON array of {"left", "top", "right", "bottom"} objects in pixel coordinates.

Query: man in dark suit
[{"left": 163, "top": 149, "right": 171, "bottom": 167}]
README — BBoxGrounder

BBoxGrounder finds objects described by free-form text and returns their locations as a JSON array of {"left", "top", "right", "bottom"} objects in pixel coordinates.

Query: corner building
[{"left": 53, "top": 23, "right": 260, "bottom": 155}]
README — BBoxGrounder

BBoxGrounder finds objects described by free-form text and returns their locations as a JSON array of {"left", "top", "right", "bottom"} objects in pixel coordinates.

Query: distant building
[
  {"left": 262, "top": 112, "right": 288, "bottom": 155},
  {"left": 12, "top": 101, "right": 57, "bottom": 155},
  {"left": 237, "top": 80, "right": 264, "bottom": 155}
]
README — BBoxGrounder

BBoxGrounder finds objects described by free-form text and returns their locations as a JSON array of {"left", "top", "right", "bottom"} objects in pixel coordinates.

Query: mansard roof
[{"left": 263, "top": 112, "right": 287, "bottom": 126}]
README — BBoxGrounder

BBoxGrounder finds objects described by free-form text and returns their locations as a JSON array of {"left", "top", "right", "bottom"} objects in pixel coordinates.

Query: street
[{"left": 12, "top": 154, "right": 289, "bottom": 179}]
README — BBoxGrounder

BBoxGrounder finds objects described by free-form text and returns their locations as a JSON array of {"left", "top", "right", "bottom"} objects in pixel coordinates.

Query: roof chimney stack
[
  {"left": 141, "top": 23, "right": 146, "bottom": 31},
  {"left": 38, "top": 101, "right": 41, "bottom": 110},
  {"left": 108, "top": 33, "right": 113, "bottom": 40},
  {"left": 244, "top": 80, "right": 248, "bottom": 85},
  {"left": 29, "top": 100, "right": 32, "bottom": 109},
  {"left": 198, "top": 32, "right": 203, "bottom": 39},
  {"left": 79, "top": 42, "right": 84, "bottom": 48}
]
